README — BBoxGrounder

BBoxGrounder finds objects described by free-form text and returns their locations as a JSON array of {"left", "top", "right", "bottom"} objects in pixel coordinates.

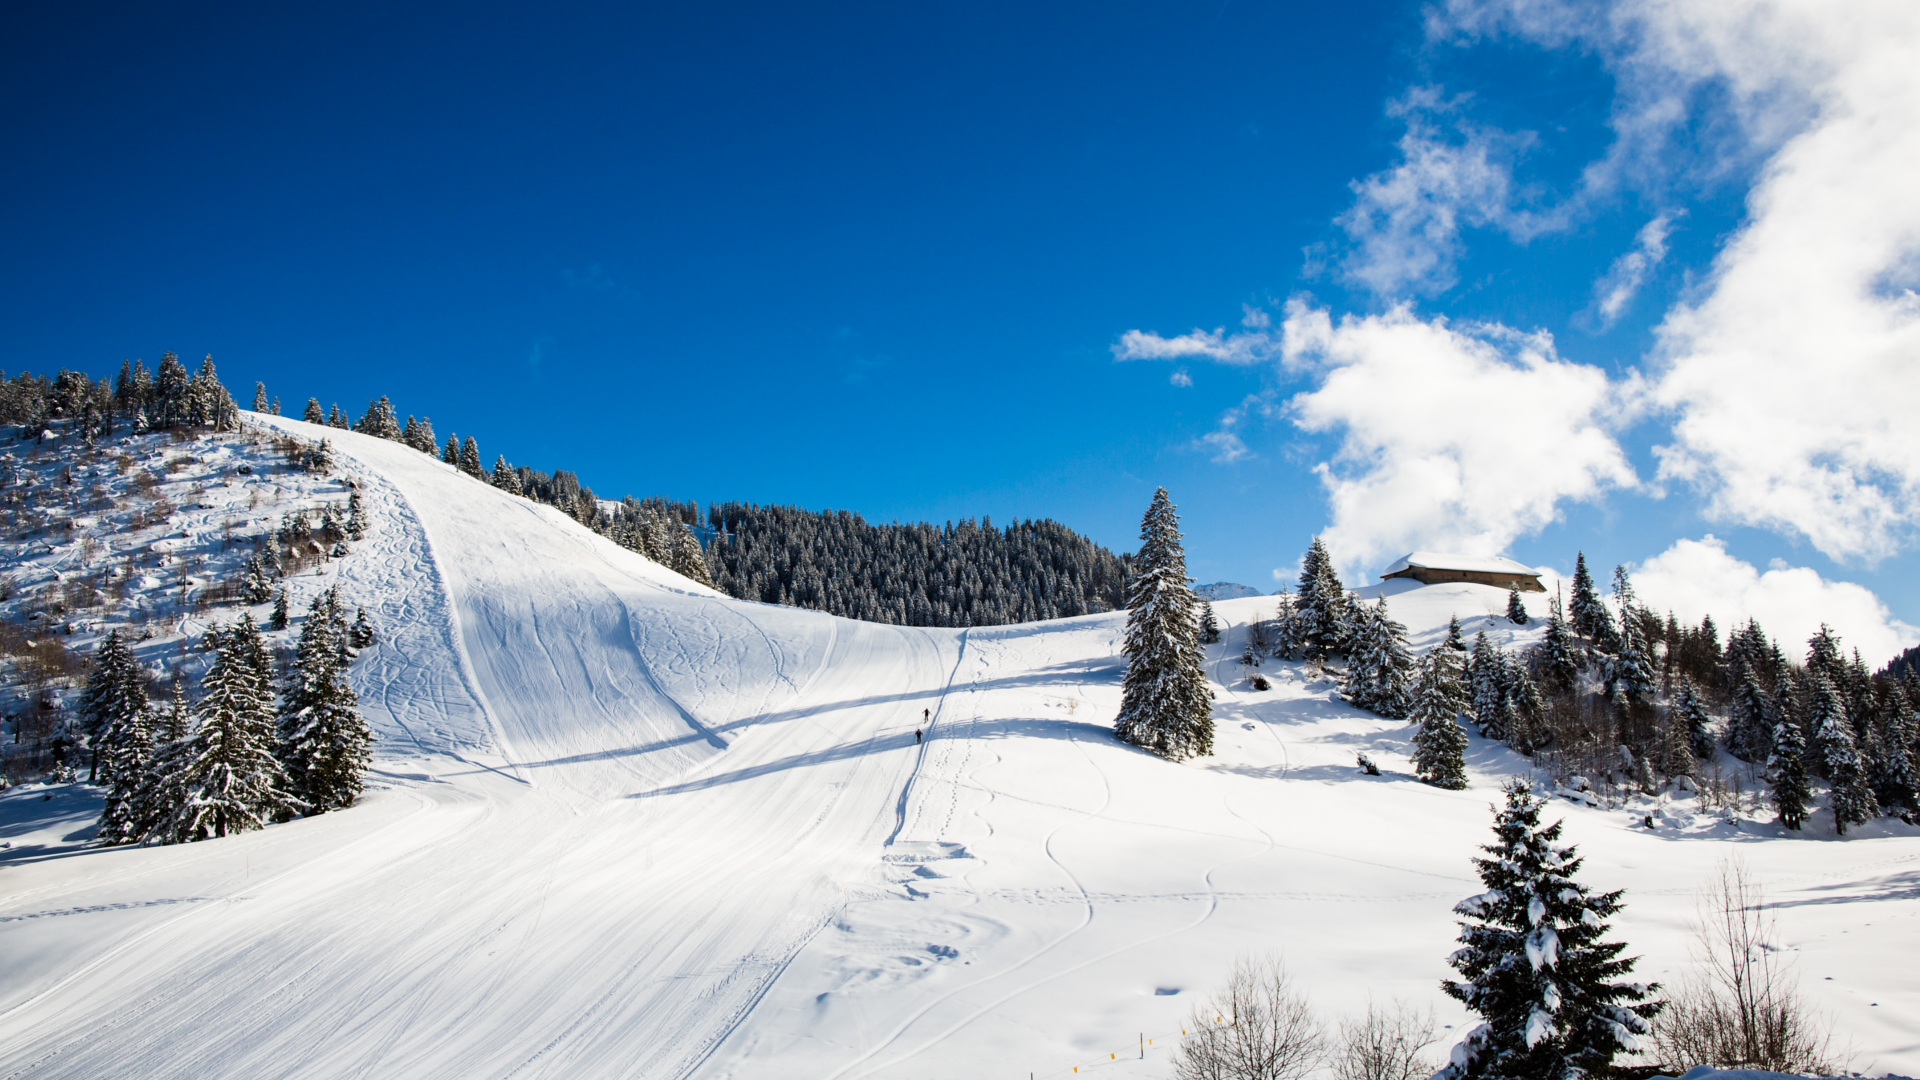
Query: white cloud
[
  {"left": 1591, "top": 213, "right": 1675, "bottom": 326},
  {"left": 1434, "top": 0, "right": 1920, "bottom": 562},
  {"left": 1631, "top": 536, "right": 1919, "bottom": 665},
  {"left": 1334, "top": 86, "right": 1569, "bottom": 298},
  {"left": 1281, "top": 299, "right": 1638, "bottom": 572},
  {"left": 1113, "top": 303, "right": 1280, "bottom": 364},
  {"left": 1194, "top": 393, "right": 1272, "bottom": 464},
  {"left": 1169, "top": 367, "right": 1193, "bottom": 388}
]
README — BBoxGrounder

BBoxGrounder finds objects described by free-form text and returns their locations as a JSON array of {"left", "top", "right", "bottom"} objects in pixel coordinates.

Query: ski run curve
[{"left": 1, "top": 417, "right": 1916, "bottom": 1079}]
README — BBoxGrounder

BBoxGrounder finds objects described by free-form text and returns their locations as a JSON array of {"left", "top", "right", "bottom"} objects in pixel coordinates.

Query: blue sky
[{"left": 4, "top": 1, "right": 1917, "bottom": 662}]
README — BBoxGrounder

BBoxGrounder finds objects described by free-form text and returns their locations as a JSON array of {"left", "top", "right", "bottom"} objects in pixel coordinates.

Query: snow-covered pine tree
[
  {"left": 153, "top": 351, "right": 190, "bottom": 428},
  {"left": 1113, "top": 488, "right": 1213, "bottom": 761},
  {"left": 1346, "top": 598, "right": 1415, "bottom": 719},
  {"left": 1444, "top": 615, "right": 1468, "bottom": 653},
  {"left": 1809, "top": 672, "right": 1877, "bottom": 834},
  {"left": 1506, "top": 587, "right": 1528, "bottom": 625},
  {"left": 304, "top": 398, "right": 324, "bottom": 424},
  {"left": 1410, "top": 650, "right": 1470, "bottom": 789},
  {"left": 277, "top": 594, "right": 373, "bottom": 813},
  {"left": 1870, "top": 686, "right": 1919, "bottom": 822},
  {"left": 123, "top": 679, "right": 195, "bottom": 845},
  {"left": 1533, "top": 594, "right": 1581, "bottom": 695},
  {"left": 346, "top": 490, "right": 366, "bottom": 540},
  {"left": 1567, "top": 554, "right": 1603, "bottom": 641},
  {"left": 491, "top": 455, "right": 518, "bottom": 491},
  {"left": 408, "top": 417, "right": 436, "bottom": 454},
  {"left": 356, "top": 396, "right": 402, "bottom": 440},
  {"left": 1673, "top": 677, "right": 1715, "bottom": 759},
  {"left": 1436, "top": 779, "right": 1659, "bottom": 1080},
  {"left": 329, "top": 404, "right": 350, "bottom": 429},
  {"left": 1507, "top": 664, "right": 1548, "bottom": 755},
  {"left": 1198, "top": 600, "right": 1220, "bottom": 644},
  {"left": 252, "top": 382, "right": 269, "bottom": 411},
  {"left": 271, "top": 396, "right": 280, "bottom": 415},
  {"left": 1291, "top": 537, "right": 1347, "bottom": 660},
  {"left": 242, "top": 553, "right": 274, "bottom": 604},
  {"left": 1467, "top": 633, "right": 1506, "bottom": 739},
  {"left": 442, "top": 433, "right": 460, "bottom": 464},
  {"left": 349, "top": 608, "right": 376, "bottom": 650},
  {"left": 159, "top": 616, "right": 300, "bottom": 840},
  {"left": 668, "top": 525, "right": 717, "bottom": 589},
  {"left": 1767, "top": 713, "right": 1811, "bottom": 830},
  {"left": 78, "top": 629, "right": 149, "bottom": 784},
  {"left": 269, "top": 586, "right": 290, "bottom": 631},
  {"left": 458, "top": 437, "right": 482, "bottom": 478}
]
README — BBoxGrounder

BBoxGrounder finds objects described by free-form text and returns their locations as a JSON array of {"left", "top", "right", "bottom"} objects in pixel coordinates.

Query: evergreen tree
[
  {"left": 153, "top": 351, "right": 190, "bottom": 428},
  {"left": 346, "top": 490, "right": 367, "bottom": 540},
  {"left": 96, "top": 695, "right": 156, "bottom": 845},
  {"left": 124, "top": 680, "right": 195, "bottom": 845},
  {"left": 1347, "top": 598, "right": 1415, "bottom": 719},
  {"left": 304, "top": 398, "right": 325, "bottom": 424},
  {"left": 1533, "top": 595, "right": 1581, "bottom": 695},
  {"left": 1726, "top": 654, "right": 1774, "bottom": 765},
  {"left": 278, "top": 594, "right": 373, "bottom": 813},
  {"left": 1507, "top": 664, "right": 1548, "bottom": 755},
  {"left": 1410, "top": 650, "right": 1470, "bottom": 789},
  {"left": 269, "top": 587, "right": 290, "bottom": 632},
  {"left": 667, "top": 525, "right": 717, "bottom": 589},
  {"left": 1444, "top": 615, "right": 1468, "bottom": 653},
  {"left": 1113, "top": 488, "right": 1213, "bottom": 761},
  {"left": 355, "top": 396, "right": 402, "bottom": 440},
  {"left": 1467, "top": 632, "right": 1508, "bottom": 739},
  {"left": 1567, "top": 553, "right": 1604, "bottom": 642},
  {"left": 252, "top": 382, "right": 269, "bottom": 412},
  {"left": 78, "top": 629, "right": 149, "bottom": 784},
  {"left": 1767, "top": 714, "right": 1811, "bottom": 830},
  {"left": 1673, "top": 677, "right": 1716, "bottom": 759},
  {"left": 458, "top": 436, "right": 482, "bottom": 478},
  {"left": 271, "top": 396, "right": 280, "bottom": 416},
  {"left": 349, "top": 608, "right": 377, "bottom": 650},
  {"left": 1286, "top": 537, "right": 1348, "bottom": 659},
  {"left": 157, "top": 617, "right": 300, "bottom": 840},
  {"left": 411, "top": 417, "right": 438, "bottom": 455},
  {"left": 1436, "top": 779, "right": 1659, "bottom": 1080},
  {"left": 491, "top": 455, "right": 519, "bottom": 492},
  {"left": 1870, "top": 688, "right": 1919, "bottom": 822},
  {"left": 443, "top": 433, "right": 460, "bottom": 465},
  {"left": 329, "top": 403, "right": 350, "bottom": 429},
  {"left": 1505, "top": 587, "right": 1529, "bottom": 626},
  {"left": 242, "top": 552, "right": 274, "bottom": 604},
  {"left": 1197, "top": 600, "right": 1220, "bottom": 644},
  {"left": 1810, "top": 673, "right": 1877, "bottom": 834}
]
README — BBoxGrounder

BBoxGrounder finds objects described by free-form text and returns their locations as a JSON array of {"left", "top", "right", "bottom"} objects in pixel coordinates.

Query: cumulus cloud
[
  {"left": 1631, "top": 536, "right": 1919, "bottom": 665},
  {"left": 1195, "top": 393, "right": 1273, "bottom": 464},
  {"left": 1281, "top": 299, "right": 1638, "bottom": 572},
  {"left": 1434, "top": 0, "right": 1920, "bottom": 562},
  {"left": 1590, "top": 213, "right": 1675, "bottom": 326},
  {"left": 1334, "top": 86, "right": 1570, "bottom": 298},
  {"left": 1169, "top": 367, "right": 1193, "bottom": 388}
]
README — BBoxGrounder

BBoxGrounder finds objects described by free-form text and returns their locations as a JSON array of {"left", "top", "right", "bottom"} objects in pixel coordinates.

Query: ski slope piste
[{"left": 0, "top": 416, "right": 1915, "bottom": 1079}]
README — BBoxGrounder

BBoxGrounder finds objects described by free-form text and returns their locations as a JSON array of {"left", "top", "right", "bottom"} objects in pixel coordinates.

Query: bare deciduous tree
[
  {"left": 1650, "top": 857, "right": 1842, "bottom": 1075},
  {"left": 1329, "top": 997, "right": 1436, "bottom": 1080},
  {"left": 1174, "top": 955, "right": 1323, "bottom": 1080}
]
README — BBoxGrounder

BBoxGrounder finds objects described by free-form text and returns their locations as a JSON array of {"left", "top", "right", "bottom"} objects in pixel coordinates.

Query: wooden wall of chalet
[{"left": 1383, "top": 567, "right": 1546, "bottom": 592}]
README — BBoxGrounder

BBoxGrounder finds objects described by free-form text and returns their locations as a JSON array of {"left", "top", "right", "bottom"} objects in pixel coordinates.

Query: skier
[{"left": 915, "top": 728, "right": 922, "bottom": 744}]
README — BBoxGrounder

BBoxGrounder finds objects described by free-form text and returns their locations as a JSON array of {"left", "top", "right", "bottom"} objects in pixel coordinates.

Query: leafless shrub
[
  {"left": 1174, "top": 955, "right": 1323, "bottom": 1080},
  {"left": 1244, "top": 618, "right": 1274, "bottom": 657},
  {"left": 1649, "top": 857, "right": 1843, "bottom": 1075},
  {"left": 1329, "top": 998, "right": 1436, "bottom": 1080}
]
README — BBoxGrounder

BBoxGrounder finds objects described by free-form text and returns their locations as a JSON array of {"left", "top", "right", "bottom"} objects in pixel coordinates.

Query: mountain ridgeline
[{"left": 258, "top": 383, "right": 1140, "bottom": 629}]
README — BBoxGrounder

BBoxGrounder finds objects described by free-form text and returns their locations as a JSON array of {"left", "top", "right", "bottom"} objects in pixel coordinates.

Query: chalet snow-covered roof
[{"left": 1379, "top": 552, "right": 1539, "bottom": 578}]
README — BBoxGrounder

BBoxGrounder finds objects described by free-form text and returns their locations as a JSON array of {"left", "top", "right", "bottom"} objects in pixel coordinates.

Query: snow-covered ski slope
[{"left": 2, "top": 418, "right": 1917, "bottom": 1079}]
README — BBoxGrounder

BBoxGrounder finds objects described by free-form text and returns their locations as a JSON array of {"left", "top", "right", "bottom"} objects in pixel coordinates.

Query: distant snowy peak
[{"left": 1194, "top": 582, "right": 1262, "bottom": 600}]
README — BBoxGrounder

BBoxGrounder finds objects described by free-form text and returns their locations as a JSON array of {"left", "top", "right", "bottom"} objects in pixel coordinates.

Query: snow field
[{"left": 0, "top": 417, "right": 1915, "bottom": 1078}]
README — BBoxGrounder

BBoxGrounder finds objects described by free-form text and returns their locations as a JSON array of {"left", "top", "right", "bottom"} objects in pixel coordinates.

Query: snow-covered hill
[{"left": 1, "top": 417, "right": 1916, "bottom": 1079}]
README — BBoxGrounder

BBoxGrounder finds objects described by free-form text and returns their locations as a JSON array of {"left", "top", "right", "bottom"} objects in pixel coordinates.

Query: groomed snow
[{"left": 1, "top": 419, "right": 1915, "bottom": 1079}]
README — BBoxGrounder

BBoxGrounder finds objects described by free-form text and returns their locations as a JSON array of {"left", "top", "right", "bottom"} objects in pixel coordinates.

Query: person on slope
[{"left": 915, "top": 728, "right": 922, "bottom": 744}]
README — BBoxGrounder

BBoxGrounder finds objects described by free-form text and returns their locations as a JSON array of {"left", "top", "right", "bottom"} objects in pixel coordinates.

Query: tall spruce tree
[
  {"left": 1113, "top": 488, "right": 1213, "bottom": 761},
  {"left": 1809, "top": 672, "right": 1877, "bottom": 834},
  {"left": 1436, "top": 779, "right": 1659, "bottom": 1080},
  {"left": 1567, "top": 554, "right": 1605, "bottom": 642},
  {"left": 356, "top": 396, "right": 402, "bottom": 440},
  {"left": 1410, "top": 650, "right": 1470, "bottom": 789},
  {"left": 78, "top": 630, "right": 149, "bottom": 784},
  {"left": 1198, "top": 600, "right": 1221, "bottom": 644},
  {"left": 252, "top": 382, "right": 269, "bottom": 411},
  {"left": 1534, "top": 594, "right": 1581, "bottom": 695},
  {"left": 1444, "top": 615, "right": 1468, "bottom": 653},
  {"left": 303, "top": 397, "right": 324, "bottom": 424},
  {"left": 1468, "top": 633, "right": 1512, "bottom": 741},
  {"left": 277, "top": 594, "right": 373, "bottom": 813},
  {"left": 1347, "top": 598, "right": 1415, "bottom": 720},
  {"left": 1291, "top": 537, "right": 1347, "bottom": 660},
  {"left": 93, "top": 643, "right": 155, "bottom": 845},
  {"left": 1870, "top": 687, "right": 1919, "bottom": 822},
  {"left": 1768, "top": 713, "right": 1811, "bottom": 830},
  {"left": 157, "top": 616, "right": 299, "bottom": 841},
  {"left": 1673, "top": 677, "right": 1716, "bottom": 759}
]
